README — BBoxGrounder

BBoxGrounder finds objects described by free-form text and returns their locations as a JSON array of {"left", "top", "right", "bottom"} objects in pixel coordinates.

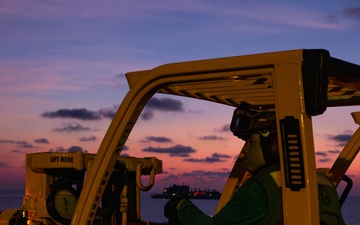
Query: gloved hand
[{"left": 164, "top": 197, "right": 186, "bottom": 225}]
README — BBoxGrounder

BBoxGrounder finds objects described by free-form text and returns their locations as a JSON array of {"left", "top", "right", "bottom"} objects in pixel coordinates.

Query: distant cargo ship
[{"left": 151, "top": 184, "right": 221, "bottom": 199}]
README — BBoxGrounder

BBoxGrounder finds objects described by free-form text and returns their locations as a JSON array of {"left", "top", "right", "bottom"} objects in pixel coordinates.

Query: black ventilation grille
[{"left": 280, "top": 116, "right": 305, "bottom": 191}]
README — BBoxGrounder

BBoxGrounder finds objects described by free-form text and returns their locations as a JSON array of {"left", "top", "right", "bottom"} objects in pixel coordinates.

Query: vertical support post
[{"left": 273, "top": 62, "right": 319, "bottom": 225}]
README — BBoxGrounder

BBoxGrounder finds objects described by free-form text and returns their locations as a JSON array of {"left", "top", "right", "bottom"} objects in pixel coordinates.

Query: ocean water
[
  {"left": 1, "top": 191, "right": 359, "bottom": 224},
  {"left": 140, "top": 194, "right": 360, "bottom": 224}
]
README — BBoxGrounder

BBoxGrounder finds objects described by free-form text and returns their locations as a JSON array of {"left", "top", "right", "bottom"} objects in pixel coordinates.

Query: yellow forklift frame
[{"left": 72, "top": 49, "right": 360, "bottom": 225}]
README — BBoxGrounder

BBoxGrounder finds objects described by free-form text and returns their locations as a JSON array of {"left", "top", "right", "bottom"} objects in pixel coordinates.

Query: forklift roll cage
[{"left": 71, "top": 49, "right": 360, "bottom": 225}]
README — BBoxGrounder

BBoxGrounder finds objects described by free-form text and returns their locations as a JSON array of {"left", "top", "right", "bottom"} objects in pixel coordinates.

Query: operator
[{"left": 164, "top": 105, "right": 345, "bottom": 225}]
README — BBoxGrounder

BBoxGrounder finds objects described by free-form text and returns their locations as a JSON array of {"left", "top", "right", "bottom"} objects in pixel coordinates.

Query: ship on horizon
[{"left": 151, "top": 184, "right": 221, "bottom": 199}]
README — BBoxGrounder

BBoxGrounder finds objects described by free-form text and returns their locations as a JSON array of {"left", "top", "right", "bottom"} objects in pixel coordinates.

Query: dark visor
[{"left": 230, "top": 108, "right": 276, "bottom": 140}]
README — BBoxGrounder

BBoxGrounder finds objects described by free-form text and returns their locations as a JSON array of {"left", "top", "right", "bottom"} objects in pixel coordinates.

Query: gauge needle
[{"left": 64, "top": 196, "right": 69, "bottom": 217}]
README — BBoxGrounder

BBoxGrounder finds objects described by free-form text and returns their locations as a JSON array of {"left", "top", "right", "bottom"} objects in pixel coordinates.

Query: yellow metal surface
[
  {"left": 215, "top": 154, "right": 247, "bottom": 213},
  {"left": 28, "top": 151, "right": 84, "bottom": 172},
  {"left": 0, "top": 209, "right": 21, "bottom": 225},
  {"left": 273, "top": 62, "right": 319, "bottom": 224},
  {"left": 22, "top": 152, "right": 162, "bottom": 224}
]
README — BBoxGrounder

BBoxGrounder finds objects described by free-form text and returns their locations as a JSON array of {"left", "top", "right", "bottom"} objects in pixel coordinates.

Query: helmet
[{"left": 230, "top": 104, "right": 276, "bottom": 140}]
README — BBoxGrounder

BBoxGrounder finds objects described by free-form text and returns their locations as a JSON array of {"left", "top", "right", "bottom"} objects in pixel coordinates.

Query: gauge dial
[{"left": 47, "top": 187, "right": 79, "bottom": 223}]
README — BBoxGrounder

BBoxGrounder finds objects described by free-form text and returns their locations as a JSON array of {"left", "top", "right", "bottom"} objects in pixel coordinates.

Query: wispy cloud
[
  {"left": 11, "top": 149, "right": 25, "bottom": 154},
  {"left": 184, "top": 153, "right": 232, "bottom": 163},
  {"left": 0, "top": 61, "right": 128, "bottom": 109},
  {"left": 219, "top": 2, "right": 352, "bottom": 31},
  {"left": 182, "top": 170, "right": 230, "bottom": 180},
  {"left": 327, "top": 130, "right": 353, "bottom": 147},
  {"left": 68, "top": 146, "right": 86, "bottom": 152},
  {"left": 328, "top": 149, "right": 341, "bottom": 154},
  {"left": 48, "top": 145, "right": 88, "bottom": 153},
  {"left": 53, "top": 122, "right": 91, "bottom": 132},
  {"left": 315, "top": 149, "right": 342, "bottom": 164},
  {"left": 17, "top": 143, "right": 36, "bottom": 148},
  {"left": 145, "top": 97, "right": 185, "bottom": 112},
  {"left": 42, "top": 106, "right": 118, "bottom": 120},
  {"left": 34, "top": 138, "right": 50, "bottom": 144},
  {"left": 318, "top": 158, "right": 332, "bottom": 163},
  {"left": 0, "top": 140, "right": 28, "bottom": 145},
  {"left": 315, "top": 151, "right": 328, "bottom": 157},
  {"left": 43, "top": 108, "right": 100, "bottom": 120},
  {"left": 215, "top": 124, "right": 231, "bottom": 133},
  {"left": 343, "top": 6, "right": 360, "bottom": 21},
  {"left": 161, "top": 169, "right": 230, "bottom": 183},
  {"left": 141, "top": 97, "right": 185, "bottom": 120},
  {"left": 126, "top": 1, "right": 351, "bottom": 31},
  {"left": 98, "top": 106, "right": 118, "bottom": 119},
  {"left": 0, "top": 161, "right": 9, "bottom": 168},
  {"left": 79, "top": 136, "right": 97, "bottom": 142},
  {"left": 142, "top": 144, "right": 196, "bottom": 157},
  {"left": 0, "top": 139, "right": 38, "bottom": 148},
  {"left": 198, "top": 135, "right": 226, "bottom": 141},
  {"left": 140, "top": 136, "right": 173, "bottom": 143}
]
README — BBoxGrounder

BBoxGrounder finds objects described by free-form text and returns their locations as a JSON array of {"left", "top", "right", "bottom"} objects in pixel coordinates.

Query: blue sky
[{"left": 0, "top": 1, "right": 360, "bottom": 194}]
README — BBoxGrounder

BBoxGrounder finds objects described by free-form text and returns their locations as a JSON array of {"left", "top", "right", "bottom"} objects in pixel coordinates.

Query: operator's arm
[{"left": 177, "top": 180, "right": 267, "bottom": 225}]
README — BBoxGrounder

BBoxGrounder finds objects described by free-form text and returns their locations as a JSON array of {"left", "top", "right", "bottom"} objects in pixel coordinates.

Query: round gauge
[{"left": 47, "top": 187, "right": 79, "bottom": 224}]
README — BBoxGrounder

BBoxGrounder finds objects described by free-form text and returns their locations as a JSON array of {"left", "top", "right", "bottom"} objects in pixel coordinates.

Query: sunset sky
[{"left": 1, "top": 1, "right": 360, "bottom": 197}]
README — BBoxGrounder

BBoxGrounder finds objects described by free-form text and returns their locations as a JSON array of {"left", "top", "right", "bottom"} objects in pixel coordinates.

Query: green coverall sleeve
[{"left": 177, "top": 180, "right": 267, "bottom": 225}]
